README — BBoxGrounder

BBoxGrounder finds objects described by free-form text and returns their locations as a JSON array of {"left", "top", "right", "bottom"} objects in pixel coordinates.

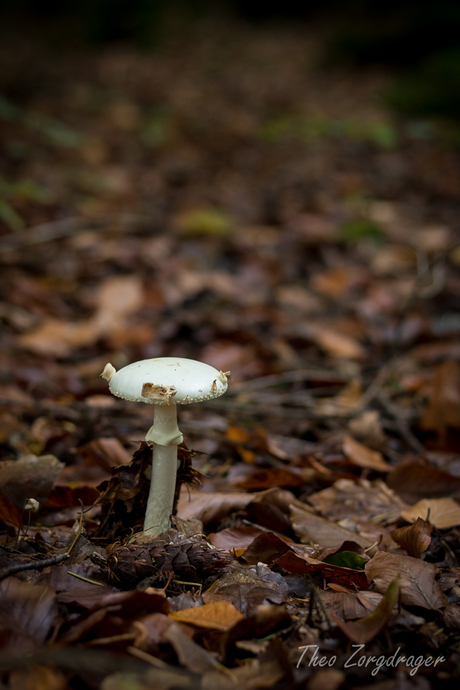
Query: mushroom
[{"left": 101, "top": 357, "right": 229, "bottom": 535}]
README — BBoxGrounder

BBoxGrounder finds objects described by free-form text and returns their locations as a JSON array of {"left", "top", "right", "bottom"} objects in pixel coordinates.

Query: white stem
[{"left": 144, "top": 405, "right": 182, "bottom": 535}]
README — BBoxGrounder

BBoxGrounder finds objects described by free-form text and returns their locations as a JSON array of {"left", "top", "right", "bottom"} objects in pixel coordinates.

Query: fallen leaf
[
  {"left": 0, "top": 578, "right": 62, "bottom": 650},
  {"left": 290, "top": 504, "right": 370, "bottom": 550},
  {"left": 343, "top": 434, "right": 390, "bottom": 472},
  {"left": 227, "top": 464, "right": 309, "bottom": 490},
  {"left": 401, "top": 498, "right": 460, "bottom": 530},
  {"left": 311, "top": 327, "right": 366, "bottom": 360},
  {"left": 94, "top": 275, "right": 144, "bottom": 321},
  {"left": 390, "top": 518, "right": 432, "bottom": 557},
  {"left": 0, "top": 454, "right": 64, "bottom": 509},
  {"left": 365, "top": 551, "right": 447, "bottom": 609},
  {"left": 308, "top": 479, "right": 405, "bottom": 523},
  {"left": 205, "top": 564, "right": 288, "bottom": 616},
  {"left": 275, "top": 551, "right": 369, "bottom": 589},
  {"left": 207, "top": 525, "right": 269, "bottom": 550},
  {"left": 177, "top": 490, "right": 253, "bottom": 526},
  {"left": 241, "top": 531, "right": 300, "bottom": 563},
  {"left": 317, "top": 379, "right": 363, "bottom": 417},
  {"left": 331, "top": 579, "right": 399, "bottom": 644},
  {"left": 347, "top": 410, "right": 387, "bottom": 448},
  {"left": 78, "top": 437, "right": 132, "bottom": 470},
  {"left": 0, "top": 491, "right": 23, "bottom": 526},
  {"left": 170, "top": 601, "right": 244, "bottom": 631},
  {"left": 322, "top": 590, "right": 383, "bottom": 621},
  {"left": 420, "top": 360, "right": 460, "bottom": 439},
  {"left": 164, "top": 622, "right": 219, "bottom": 673},
  {"left": 18, "top": 317, "right": 99, "bottom": 356},
  {"left": 387, "top": 460, "right": 460, "bottom": 503},
  {"left": 311, "top": 266, "right": 360, "bottom": 298}
]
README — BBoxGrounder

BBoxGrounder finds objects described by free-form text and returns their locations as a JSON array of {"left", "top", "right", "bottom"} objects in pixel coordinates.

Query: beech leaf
[
  {"left": 331, "top": 579, "right": 399, "bottom": 644},
  {"left": 365, "top": 551, "right": 447, "bottom": 610},
  {"left": 390, "top": 517, "right": 432, "bottom": 557}
]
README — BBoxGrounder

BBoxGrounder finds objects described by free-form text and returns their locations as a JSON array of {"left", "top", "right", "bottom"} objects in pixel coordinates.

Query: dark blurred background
[{"left": 2, "top": 0, "right": 460, "bottom": 117}]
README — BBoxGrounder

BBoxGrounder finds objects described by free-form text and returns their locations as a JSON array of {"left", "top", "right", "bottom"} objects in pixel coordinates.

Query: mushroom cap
[{"left": 106, "top": 357, "right": 229, "bottom": 405}]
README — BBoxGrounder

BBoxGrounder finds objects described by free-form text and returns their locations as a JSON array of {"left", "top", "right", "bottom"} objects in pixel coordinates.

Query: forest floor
[{"left": 1, "top": 13, "right": 460, "bottom": 690}]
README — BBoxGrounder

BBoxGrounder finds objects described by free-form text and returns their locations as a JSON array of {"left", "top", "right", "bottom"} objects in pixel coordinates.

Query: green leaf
[
  {"left": 339, "top": 218, "right": 385, "bottom": 242},
  {"left": 322, "top": 550, "right": 367, "bottom": 570}
]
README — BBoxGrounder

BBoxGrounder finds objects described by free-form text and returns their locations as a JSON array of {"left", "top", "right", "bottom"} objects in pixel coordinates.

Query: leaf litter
[{"left": 0, "top": 10, "right": 460, "bottom": 690}]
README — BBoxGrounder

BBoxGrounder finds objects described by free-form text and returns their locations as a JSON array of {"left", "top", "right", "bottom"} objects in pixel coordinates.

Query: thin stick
[
  {"left": 0, "top": 552, "right": 69, "bottom": 581},
  {"left": 229, "top": 368, "right": 351, "bottom": 394},
  {"left": 67, "top": 571, "right": 105, "bottom": 586}
]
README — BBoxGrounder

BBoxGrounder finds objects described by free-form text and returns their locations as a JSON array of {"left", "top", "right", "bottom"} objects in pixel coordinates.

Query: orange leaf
[{"left": 170, "top": 601, "right": 243, "bottom": 631}]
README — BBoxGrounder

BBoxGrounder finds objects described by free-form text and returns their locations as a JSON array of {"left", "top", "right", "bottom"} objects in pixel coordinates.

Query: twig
[
  {"left": 0, "top": 552, "right": 69, "bottom": 581},
  {"left": 229, "top": 368, "right": 351, "bottom": 394},
  {"left": 67, "top": 571, "right": 105, "bottom": 586},
  {"left": 0, "top": 217, "right": 81, "bottom": 252},
  {"left": 0, "top": 212, "right": 157, "bottom": 255},
  {"left": 67, "top": 501, "right": 85, "bottom": 555}
]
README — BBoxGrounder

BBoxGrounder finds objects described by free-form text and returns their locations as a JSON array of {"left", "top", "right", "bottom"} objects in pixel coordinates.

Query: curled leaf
[{"left": 390, "top": 517, "right": 432, "bottom": 558}]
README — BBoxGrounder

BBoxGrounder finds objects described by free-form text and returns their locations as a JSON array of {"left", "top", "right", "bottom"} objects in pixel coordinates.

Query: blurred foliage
[
  {"left": 0, "top": 95, "right": 85, "bottom": 148},
  {"left": 339, "top": 217, "right": 385, "bottom": 243},
  {"left": 260, "top": 112, "right": 398, "bottom": 149}
]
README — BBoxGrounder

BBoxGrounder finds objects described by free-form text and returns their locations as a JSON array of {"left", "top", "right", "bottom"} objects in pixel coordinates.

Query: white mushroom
[{"left": 101, "top": 357, "right": 229, "bottom": 535}]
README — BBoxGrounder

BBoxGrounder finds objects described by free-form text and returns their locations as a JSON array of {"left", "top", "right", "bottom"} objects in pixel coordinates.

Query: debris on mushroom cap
[
  {"left": 101, "top": 363, "right": 116, "bottom": 382},
  {"left": 104, "top": 357, "right": 229, "bottom": 405},
  {"left": 218, "top": 371, "right": 230, "bottom": 384},
  {"left": 141, "top": 382, "right": 177, "bottom": 404}
]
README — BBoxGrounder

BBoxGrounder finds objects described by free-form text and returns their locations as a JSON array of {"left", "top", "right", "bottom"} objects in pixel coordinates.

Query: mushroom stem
[{"left": 144, "top": 405, "right": 183, "bottom": 535}]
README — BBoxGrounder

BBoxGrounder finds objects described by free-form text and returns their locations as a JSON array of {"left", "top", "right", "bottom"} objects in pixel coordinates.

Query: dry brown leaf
[
  {"left": 322, "top": 590, "right": 383, "bottom": 621},
  {"left": 365, "top": 551, "right": 447, "bottom": 609},
  {"left": 0, "top": 491, "right": 23, "bottom": 526},
  {"left": 308, "top": 478, "right": 405, "bottom": 523},
  {"left": 331, "top": 579, "right": 399, "bottom": 644},
  {"left": 343, "top": 434, "right": 391, "bottom": 472},
  {"left": 401, "top": 498, "right": 460, "bottom": 530},
  {"left": 164, "top": 622, "right": 219, "bottom": 673},
  {"left": 311, "top": 327, "right": 365, "bottom": 360},
  {"left": 18, "top": 318, "right": 99, "bottom": 356},
  {"left": 420, "top": 359, "right": 460, "bottom": 439},
  {"left": 170, "top": 601, "right": 244, "bottom": 631},
  {"left": 177, "top": 490, "right": 253, "bottom": 526},
  {"left": 18, "top": 276, "right": 144, "bottom": 356},
  {"left": 348, "top": 410, "right": 387, "bottom": 448},
  {"left": 0, "top": 454, "right": 64, "bottom": 509},
  {"left": 207, "top": 525, "right": 269, "bottom": 550},
  {"left": 78, "top": 437, "right": 132, "bottom": 470},
  {"left": 311, "top": 266, "right": 358, "bottom": 298},
  {"left": 94, "top": 275, "right": 144, "bottom": 320},
  {"left": 290, "top": 504, "right": 370, "bottom": 550},
  {"left": 390, "top": 517, "right": 432, "bottom": 557},
  {"left": 275, "top": 550, "right": 369, "bottom": 589},
  {"left": 0, "top": 578, "right": 62, "bottom": 650},
  {"left": 316, "top": 379, "right": 363, "bottom": 417},
  {"left": 387, "top": 460, "right": 460, "bottom": 503}
]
